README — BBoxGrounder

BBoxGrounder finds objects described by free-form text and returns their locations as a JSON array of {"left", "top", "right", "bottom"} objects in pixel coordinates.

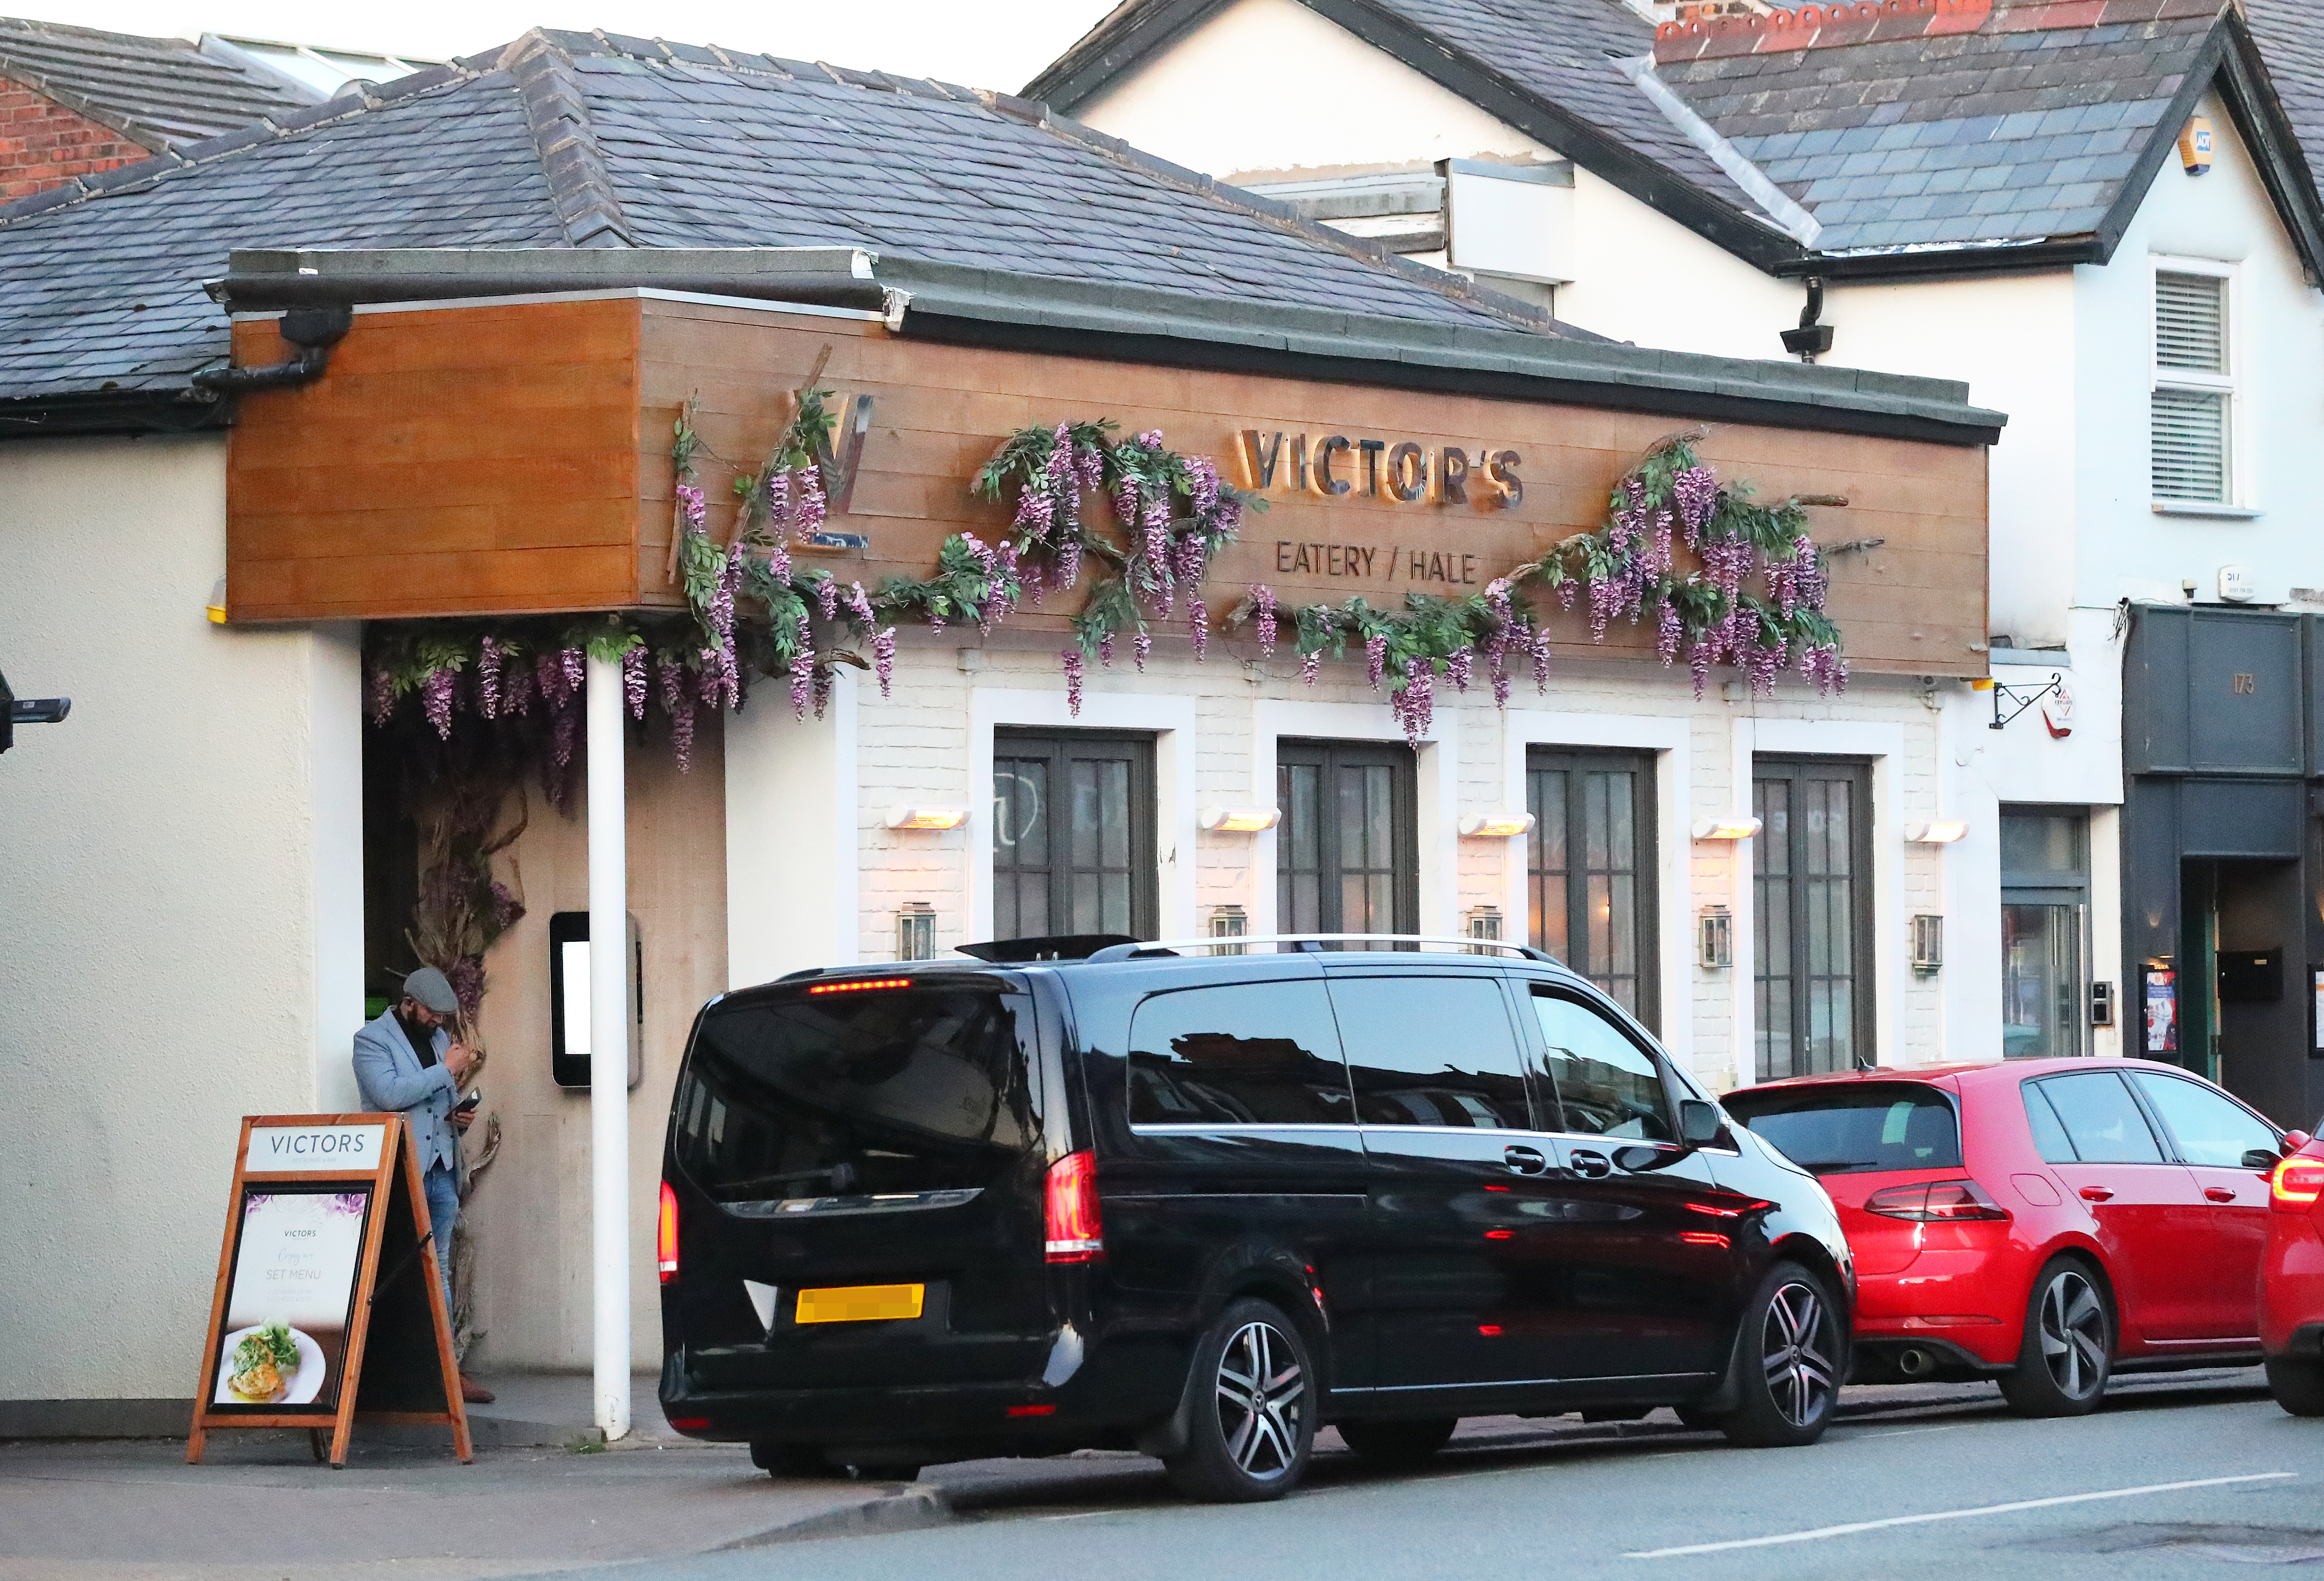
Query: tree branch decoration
[{"left": 1223, "top": 429, "right": 1847, "bottom": 746}]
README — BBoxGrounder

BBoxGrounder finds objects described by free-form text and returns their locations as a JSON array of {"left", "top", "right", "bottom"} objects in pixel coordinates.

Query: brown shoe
[{"left": 460, "top": 1374, "right": 497, "bottom": 1405}]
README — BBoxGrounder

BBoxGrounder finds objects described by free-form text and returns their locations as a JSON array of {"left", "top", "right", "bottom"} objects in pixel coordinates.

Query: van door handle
[
  {"left": 1504, "top": 1145, "right": 1548, "bottom": 1176},
  {"left": 2205, "top": 1186, "right": 2239, "bottom": 1203},
  {"left": 1569, "top": 1149, "right": 1612, "bottom": 1180},
  {"left": 2078, "top": 1185, "right": 2114, "bottom": 1203}
]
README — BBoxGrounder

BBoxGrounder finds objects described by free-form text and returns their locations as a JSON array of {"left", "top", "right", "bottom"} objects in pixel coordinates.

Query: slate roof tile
[{"left": 0, "top": 30, "right": 1542, "bottom": 402}]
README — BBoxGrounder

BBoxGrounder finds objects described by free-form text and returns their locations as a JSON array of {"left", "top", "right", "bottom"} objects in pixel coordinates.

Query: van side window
[
  {"left": 1528, "top": 991, "right": 1674, "bottom": 1142},
  {"left": 1329, "top": 976, "right": 1535, "bottom": 1129},
  {"left": 1128, "top": 980, "right": 1353, "bottom": 1126},
  {"left": 2030, "top": 1071, "right": 2163, "bottom": 1164}
]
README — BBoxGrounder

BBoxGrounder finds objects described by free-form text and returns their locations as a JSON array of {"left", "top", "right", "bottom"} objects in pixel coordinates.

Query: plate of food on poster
[{"left": 214, "top": 1320, "right": 325, "bottom": 1406}]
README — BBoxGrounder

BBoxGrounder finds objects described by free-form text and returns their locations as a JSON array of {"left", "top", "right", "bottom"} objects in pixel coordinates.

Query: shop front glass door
[
  {"left": 1754, "top": 760, "right": 1873, "bottom": 1079},
  {"left": 2003, "top": 902, "right": 2087, "bottom": 1058},
  {"left": 1527, "top": 748, "right": 1657, "bottom": 1027},
  {"left": 1277, "top": 739, "right": 1417, "bottom": 944},
  {"left": 993, "top": 729, "right": 1156, "bottom": 939}
]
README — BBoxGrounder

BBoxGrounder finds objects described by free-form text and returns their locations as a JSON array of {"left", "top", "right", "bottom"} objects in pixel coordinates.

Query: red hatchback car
[{"left": 1723, "top": 1058, "right": 2302, "bottom": 1416}]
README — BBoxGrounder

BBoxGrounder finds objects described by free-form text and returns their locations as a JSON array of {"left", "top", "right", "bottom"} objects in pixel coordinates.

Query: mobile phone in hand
[{"left": 456, "top": 1089, "right": 482, "bottom": 1114}]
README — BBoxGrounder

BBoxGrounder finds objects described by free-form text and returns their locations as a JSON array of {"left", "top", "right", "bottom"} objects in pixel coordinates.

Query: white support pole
[{"left": 586, "top": 651, "right": 631, "bottom": 1441}]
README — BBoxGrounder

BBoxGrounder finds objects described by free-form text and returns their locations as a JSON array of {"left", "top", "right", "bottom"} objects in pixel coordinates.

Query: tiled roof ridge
[
  {"left": 0, "top": 52, "right": 489, "bottom": 229},
  {"left": 1655, "top": 0, "right": 2225, "bottom": 62},
  {"left": 498, "top": 32, "right": 632, "bottom": 247},
  {"left": 973, "top": 89, "right": 1563, "bottom": 333}
]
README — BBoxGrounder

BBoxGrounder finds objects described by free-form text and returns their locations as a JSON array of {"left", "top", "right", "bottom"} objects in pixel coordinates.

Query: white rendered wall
[
  {"left": 2073, "top": 94, "right": 2324, "bottom": 610},
  {"left": 726, "top": 668, "right": 859, "bottom": 987},
  {"left": 1069, "top": 0, "right": 1801, "bottom": 359},
  {"left": 0, "top": 435, "right": 365, "bottom": 1405}
]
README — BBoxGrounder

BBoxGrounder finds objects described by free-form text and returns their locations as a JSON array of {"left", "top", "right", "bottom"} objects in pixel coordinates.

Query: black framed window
[
  {"left": 1277, "top": 738, "right": 1417, "bottom": 942},
  {"left": 993, "top": 728, "right": 1157, "bottom": 940},
  {"left": 1528, "top": 747, "right": 1657, "bottom": 1026},
  {"left": 1754, "top": 758, "right": 1874, "bottom": 1079}
]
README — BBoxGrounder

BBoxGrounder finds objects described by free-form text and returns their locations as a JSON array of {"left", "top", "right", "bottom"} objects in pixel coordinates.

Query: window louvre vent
[
  {"left": 2155, "top": 272, "right": 2225, "bottom": 372},
  {"left": 2152, "top": 388, "right": 2227, "bottom": 502}
]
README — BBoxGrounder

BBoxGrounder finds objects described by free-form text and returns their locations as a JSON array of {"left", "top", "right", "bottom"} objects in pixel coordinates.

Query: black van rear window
[
  {"left": 673, "top": 983, "right": 1038, "bottom": 1202},
  {"left": 1721, "top": 1083, "right": 1962, "bottom": 1175},
  {"left": 1128, "top": 980, "right": 1353, "bottom": 1126}
]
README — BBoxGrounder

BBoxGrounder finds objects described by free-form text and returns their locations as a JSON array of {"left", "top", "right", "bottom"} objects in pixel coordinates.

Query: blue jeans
[{"left": 423, "top": 1163, "right": 460, "bottom": 1318}]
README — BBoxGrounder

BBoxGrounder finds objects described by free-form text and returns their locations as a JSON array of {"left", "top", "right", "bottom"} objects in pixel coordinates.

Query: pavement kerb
[{"left": 713, "top": 1484, "right": 954, "bottom": 1547}]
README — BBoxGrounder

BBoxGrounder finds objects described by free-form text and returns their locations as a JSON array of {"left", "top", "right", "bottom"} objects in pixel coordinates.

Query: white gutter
[{"left": 1617, "top": 56, "right": 1823, "bottom": 250}]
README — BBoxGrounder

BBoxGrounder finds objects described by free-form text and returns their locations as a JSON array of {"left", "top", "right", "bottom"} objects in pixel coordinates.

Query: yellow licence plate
[{"left": 794, "top": 1283, "right": 925, "bottom": 1325}]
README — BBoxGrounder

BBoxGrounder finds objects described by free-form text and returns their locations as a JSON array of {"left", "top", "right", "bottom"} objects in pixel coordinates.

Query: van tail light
[
  {"left": 1863, "top": 1179, "right": 2012, "bottom": 1223},
  {"left": 658, "top": 1181, "right": 680, "bottom": 1283},
  {"left": 1045, "top": 1151, "right": 1104, "bottom": 1263},
  {"left": 2271, "top": 1157, "right": 2324, "bottom": 1212}
]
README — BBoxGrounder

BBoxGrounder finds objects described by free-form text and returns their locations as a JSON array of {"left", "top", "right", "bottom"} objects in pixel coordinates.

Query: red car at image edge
[
  {"left": 2262, "top": 1135, "right": 2324, "bottom": 1413},
  {"left": 1720, "top": 1057, "right": 2302, "bottom": 1416}
]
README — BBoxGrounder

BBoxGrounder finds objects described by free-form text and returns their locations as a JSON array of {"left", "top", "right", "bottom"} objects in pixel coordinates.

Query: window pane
[
  {"left": 1279, "top": 762, "right": 1321, "bottom": 935},
  {"left": 2130, "top": 1073, "right": 2277, "bottom": 1168},
  {"left": 1127, "top": 980, "right": 1354, "bottom": 1126},
  {"left": 2153, "top": 387, "right": 2227, "bottom": 503},
  {"left": 2000, "top": 811, "right": 2085, "bottom": 875},
  {"left": 1333, "top": 976, "right": 1533, "bottom": 1128},
  {"left": 2035, "top": 1072, "right": 2163, "bottom": 1164},
  {"left": 1754, "top": 776, "right": 1793, "bottom": 1081},
  {"left": 1528, "top": 768, "right": 1569, "bottom": 962},
  {"left": 2003, "top": 903, "right": 2084, "bottom": 1059},
  {"left": 2022, "top": 1082, "right": 2078, "bottom": 1163},
  {"left": 1529, "top": 992, "right": 1673, "bottom": 1141},
  {"left": 994, "top": 756, "right": 1050, "bottom": 939},
  {"left": 2155, "top": 271, "right": 2226, "bottom": 372},
  {"left": 1723, "top": 1084, "right": 1961, "bottom": 1175}
]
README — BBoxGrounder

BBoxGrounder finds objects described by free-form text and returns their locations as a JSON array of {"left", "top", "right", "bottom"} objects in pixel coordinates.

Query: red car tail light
[
  {"left": 1863, "top": 1179, "right": 2012, "bottom": 1223},
  {"left": 1045, "top": 1150, "right": 1104, "bottom": 1262},
  {"left": 658, "top": 1180, "right": 680, "bottom": 1283},
  {"left": 2271, "top": 1157, "right": 2324, "bottom": 1212}
]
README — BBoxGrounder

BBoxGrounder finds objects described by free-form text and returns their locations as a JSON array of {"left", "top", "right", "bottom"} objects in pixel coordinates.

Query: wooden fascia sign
[
  {"left": 1236, "top": 429, "right": 1524, "bottom": 509},
  {"left": 188, "top": 1114, "right": 471, "bottom": 1468}
]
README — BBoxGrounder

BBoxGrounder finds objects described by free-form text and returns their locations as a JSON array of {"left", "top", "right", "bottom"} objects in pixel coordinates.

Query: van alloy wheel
[
  {"left": 1761, "top": 1278, "right": 1838, "bottom": 1429},
  {"left": 1215, "top": 1319, "right": 1306, "bottom": 1480}
]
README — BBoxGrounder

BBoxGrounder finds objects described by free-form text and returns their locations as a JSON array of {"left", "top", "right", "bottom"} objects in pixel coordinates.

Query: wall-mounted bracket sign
[
  {"left": 1987, "top": 672, "right": 2063, "bottom": 732},
  {"left": 187, "top": 1113, "right": 471, "bottom": 1469}
]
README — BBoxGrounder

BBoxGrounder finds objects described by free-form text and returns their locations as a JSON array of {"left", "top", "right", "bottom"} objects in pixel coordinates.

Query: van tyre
[
  {"left": 1164, "top": 1298, "right": 1315, "bottom": 1502},
  {"left": 2266, "top": 1358, "right": 2324, "bottom": 1417},
  {"left": 1336, "top": 1417, "right": 1456, "bottom": 1466},
  {"left": 1720, "top": 1262, "right": 1842, "bottom": 1448},
  {"left": 749, "top": 1441, "right": 835, "bottom": 1478},
  {"left": 1999, "top": 1259, "right": 2110, "bottom": 1418}
]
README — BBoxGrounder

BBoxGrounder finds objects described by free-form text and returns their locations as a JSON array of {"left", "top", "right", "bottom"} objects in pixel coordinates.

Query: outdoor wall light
[
  {"left": 1208, "top": 904, "right": 1248, "bottom": 956},
  {"left": 1458, "top": 813, "right": 1536, "bottom": 837},
  {"left": 1200, "top": 807, "right": 1281, "bottom": 833},
  {"left": 1692, "top": 816, "right": 1762, "bottom": 841},
  {"left": 1904, "top": 821, "right": 1969, "bottom": 844},
  {"left": 1698, "top": 908, "right": 1733, "bottom": 970},
  {"left": 1911, "top": 914, "right": 1945, "bottom": 974},
  {"left": 896, "top": 901, "right": 936, "bottom": 961},
  {"left": 885, "top": 805, "right": 968, "bottom": 830}
]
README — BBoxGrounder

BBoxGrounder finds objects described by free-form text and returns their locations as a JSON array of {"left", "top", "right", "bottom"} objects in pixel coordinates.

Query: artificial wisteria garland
[{"left": 1223, "top": 432, "right": 1848, "bottom": 747}]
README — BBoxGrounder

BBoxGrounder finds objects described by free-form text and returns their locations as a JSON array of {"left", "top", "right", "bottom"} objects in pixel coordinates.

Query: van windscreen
[
  {"left": 672, "top": 983, "right": 1039, "bottom": 1203},
  {"left": 1720, "top": 1084, "right": 1961, "bottom": 1175}
]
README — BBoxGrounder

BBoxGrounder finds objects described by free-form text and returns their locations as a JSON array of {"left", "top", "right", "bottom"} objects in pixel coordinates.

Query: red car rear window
[{"left": 1722, "top": 1083, "right": 1962, "bottom": 1175}]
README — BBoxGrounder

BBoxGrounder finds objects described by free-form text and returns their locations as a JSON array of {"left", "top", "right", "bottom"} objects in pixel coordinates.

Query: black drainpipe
[{"left": 191, "top": 304, "right": 354, "bottom": 393}]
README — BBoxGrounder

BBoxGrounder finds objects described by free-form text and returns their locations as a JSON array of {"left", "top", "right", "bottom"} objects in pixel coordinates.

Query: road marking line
[
  {"left": 1851, "top": 1423, "right": 1964, "bottom": 1439},
  {"left": 1625, "top": 1472, "right": 2296, "bottom": 1558}
]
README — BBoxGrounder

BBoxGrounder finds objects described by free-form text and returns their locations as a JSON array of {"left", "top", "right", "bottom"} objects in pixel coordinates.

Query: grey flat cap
[{"left": 403, "top": 966, "right": 459, "bottom": 1016}]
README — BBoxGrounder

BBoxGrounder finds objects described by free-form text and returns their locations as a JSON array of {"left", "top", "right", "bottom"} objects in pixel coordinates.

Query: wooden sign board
[
  {"left": 224, "top": 295, "right": 1990, "bottom": 678},
  {"left": 187, "top": 1113, "right": 471, "bottom": 1468}
]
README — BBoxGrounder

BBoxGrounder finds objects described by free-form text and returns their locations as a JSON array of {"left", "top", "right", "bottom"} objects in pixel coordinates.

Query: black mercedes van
[{"left": 657, "top": 936, "right": 1852, "bottom": 1501}]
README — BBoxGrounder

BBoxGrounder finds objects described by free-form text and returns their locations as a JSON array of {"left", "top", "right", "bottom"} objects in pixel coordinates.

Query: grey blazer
[{"left": 352, "top": 1009, "right": 461, "bottom": 1173}]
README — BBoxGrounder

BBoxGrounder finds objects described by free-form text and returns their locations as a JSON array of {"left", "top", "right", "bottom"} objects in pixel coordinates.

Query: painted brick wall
[{"left": 0, "top": 74, "right": 151, "bottom": 199}]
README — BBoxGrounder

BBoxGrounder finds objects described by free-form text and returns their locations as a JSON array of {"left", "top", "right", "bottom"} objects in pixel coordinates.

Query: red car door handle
[
  {"left": 2205, "top": 1187, "right": 2238, "bottom": 1203},
  {"left": 2079, "top": 1185, "right": 2115, "bottom": 1202}
]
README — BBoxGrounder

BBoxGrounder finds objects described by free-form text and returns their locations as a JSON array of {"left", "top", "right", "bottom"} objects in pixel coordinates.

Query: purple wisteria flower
[
  {"left": 1097, "top": 630, "right": 1115, "bottom": 668},
  {"left": 814, "top": 574, "right": 840, "bottom": 623},
  {"left": 1532, "top": 629, "right": 1553, "bottom": 693},
  {"left": 1133, "top": 630, "right": 1151, "bottom": 673},
  {"left": 1061, "top": 647, "right": 1085, "bottom": 717},
  {"left": 1252, "top": 584, "right": 1278, "bottom": 658},
  {"left": 560, "top": 646, "right": 585, "bottom": 697},
  {"left": 658, "top": 656, "right": 695, "bottom": 772},
  {"left": 1673, "top": 465, "right": 1718, "bottom": 542},
  {"left": 477, "top": 637, "right": 503, "bottom": 720},
  {"left": 622, "top": 644, "right": 647, "bottom": 721},
  {"left": 796, "top": 467, "right": 827, "bottom": 537},
  {"left": 873, "top": 628, "right": 897, "bottom": 697},
  {"left": 422, "top": 668, "right": 456, "bottom": 740},
  {"left": 1393, "top": 658, "right": 1434, "bottom": 748},
  {"left": 365, "top": 666, "right": 395, "bottom": 727},
  {"left": 1656, "top": 598, "right": 1684, "bottom": 666},
  {"left": 846, "top": 581, "right": 876, "bottom": 627},
  {"left": 1447, "top": 648, "right": 1472, "bottom": 693},
  {"left": 1189, "top": 597, "right": 1209, "bottom": 661},
  {"left": 789, "top": 646, "right": 815, "bottom": 722},
  {"left": 502, "top": 659, "right": 533, "bottom": 717},
  {"left": 1365, "top": 633, "right": 1388, "bottom": 690},
  {"left": 767, "top": 470, "right": 790, "bottom": 532},
  {"left": 551, "top": 699, "right": 581, "bottom": 772},
  {"left": 677, "top": 481, "right": 707, "bottom": 536},
  {"left": 1301, "top": 650, "right": 1321, "bottom": 688}
]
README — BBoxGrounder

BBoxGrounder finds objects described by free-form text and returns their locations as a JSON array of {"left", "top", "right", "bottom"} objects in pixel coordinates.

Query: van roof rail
[{"left": 1082, "top": 933, "right": 1558, "bottom": 964}]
